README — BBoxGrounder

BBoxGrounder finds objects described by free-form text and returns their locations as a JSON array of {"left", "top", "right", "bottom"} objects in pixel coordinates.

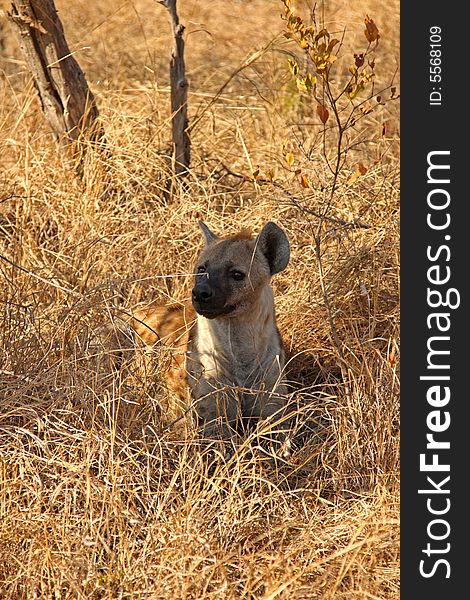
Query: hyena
[{"left": 114, "top": 221, "right": 290, "bottom": 454}]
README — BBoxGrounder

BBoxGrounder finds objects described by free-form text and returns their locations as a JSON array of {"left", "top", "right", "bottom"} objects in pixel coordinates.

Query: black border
[{"left": 401, "top": 2, "right": 467, "bottom": 596}]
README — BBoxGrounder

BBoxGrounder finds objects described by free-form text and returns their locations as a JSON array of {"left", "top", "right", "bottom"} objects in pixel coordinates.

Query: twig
[
  {"left": 214, "top": 163, "right": 371, "bottom": 230},
  {"left": 157, "top": 0, "right": 190, "bottom": 176}
]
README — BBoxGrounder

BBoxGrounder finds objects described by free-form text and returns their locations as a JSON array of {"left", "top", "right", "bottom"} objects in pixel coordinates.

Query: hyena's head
[{"left": 191, "top": 221, "right": 290, "bottom": 319}]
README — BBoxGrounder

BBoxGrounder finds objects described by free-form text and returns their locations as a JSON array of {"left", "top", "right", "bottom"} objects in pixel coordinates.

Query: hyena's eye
[
  {"left": 231, "top": 270, "right": 245, "bottom": 281},
  {"left": 197, "top": 266, "right": 206, "bottom": 274}
]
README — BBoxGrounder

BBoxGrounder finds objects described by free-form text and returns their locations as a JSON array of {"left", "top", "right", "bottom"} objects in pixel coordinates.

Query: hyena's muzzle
[{"left": 191, "top": 266, "right": 239, "bottom": 319}]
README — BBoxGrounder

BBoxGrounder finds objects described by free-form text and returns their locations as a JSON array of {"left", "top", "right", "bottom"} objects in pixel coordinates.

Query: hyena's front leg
[
  {"left": 192, "top": 380, "right": 240, "bottom": 460},
  {"left": 245, "top": 387, "right": 291, "bottom": 461}
]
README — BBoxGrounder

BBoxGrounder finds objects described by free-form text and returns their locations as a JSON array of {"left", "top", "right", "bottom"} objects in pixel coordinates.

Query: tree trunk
[
  {"left": 160, "top": 0, "right": 190, "bottom": 177},
  {"left": 7, "top": 0, "right": 101, "bottom": 145}
]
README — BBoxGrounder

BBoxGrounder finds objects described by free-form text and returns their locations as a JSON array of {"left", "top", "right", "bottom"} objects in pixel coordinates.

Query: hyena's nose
[{"left": 192, "top": 283, "right": 213, "bottom": 303}]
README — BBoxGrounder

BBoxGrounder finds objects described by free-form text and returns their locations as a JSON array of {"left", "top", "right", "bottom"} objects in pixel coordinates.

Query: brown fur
[{"left": 130, "top": 301, "right": 195, "bottom": 423}]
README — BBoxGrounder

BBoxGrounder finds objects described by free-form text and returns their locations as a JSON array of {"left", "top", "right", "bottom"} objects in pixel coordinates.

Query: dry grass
[{"left": 0, "top": 0, "right": 399, "bottom": 598}]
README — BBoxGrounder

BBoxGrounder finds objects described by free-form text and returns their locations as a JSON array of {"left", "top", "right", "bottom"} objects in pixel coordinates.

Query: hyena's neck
[{"left": 195, "top": 286, "right": 283, "bottom": 371}]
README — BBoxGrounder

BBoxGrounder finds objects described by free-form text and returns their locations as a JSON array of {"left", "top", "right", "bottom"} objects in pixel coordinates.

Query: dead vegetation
[{"left": 0, "top": 0, "right": 399, "bottom": 597}]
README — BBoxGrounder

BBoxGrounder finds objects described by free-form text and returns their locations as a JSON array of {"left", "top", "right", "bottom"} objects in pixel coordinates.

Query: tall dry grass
[{"left": 0, "top": 0, "right": 399, "bottom": 598}]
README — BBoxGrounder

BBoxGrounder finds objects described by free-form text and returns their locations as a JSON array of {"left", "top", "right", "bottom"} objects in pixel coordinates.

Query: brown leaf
[
  {"left": 316, "top": 103, "right": 329, "bottom": 124},
  {"left": 347, "top": 163, "right": 368, "bottom": 186},
  {"left": 315, "top": 28, "right": 329, "bottom": 42},
  {"left": 299, "top": 173, "right": 310, "bottom": 188},
  {"left": 358, "top": 162, "right": 368, "bottom": 176},
  {"left": 364, "top": 15, "right": 380, "bottom": 43},
  {"left": 327, "top": 38, "right": 340, "bottom": 53},
  {"left": 354, "top": 53, "right": 365, "bottom": 68},
  {"left": 388, "top": 345, "right": 396, "bottom": 367}
]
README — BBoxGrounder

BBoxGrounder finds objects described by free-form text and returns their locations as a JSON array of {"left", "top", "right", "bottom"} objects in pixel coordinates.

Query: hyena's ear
[
  {"left": 198, "top": 220, "right": 219, "bottom": 245},
  {"left": 256, "top": 222, "right": 290, "bottom": 275}
]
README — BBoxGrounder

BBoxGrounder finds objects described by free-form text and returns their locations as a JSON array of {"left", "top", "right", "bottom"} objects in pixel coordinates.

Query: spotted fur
[{"left": 131, "top": 221, "right": 290, "bottom": 446}]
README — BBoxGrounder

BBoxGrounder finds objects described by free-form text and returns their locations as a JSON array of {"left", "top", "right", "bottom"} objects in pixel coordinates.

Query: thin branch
[{"left": 157, "top": 0, "right": 190, "bottom": 176}]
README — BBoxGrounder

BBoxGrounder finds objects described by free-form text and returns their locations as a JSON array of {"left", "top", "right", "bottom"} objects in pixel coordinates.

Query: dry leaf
[
  {"left": 299, "top": 173, "right": 310, "bottom": 188},
  {"left": 347, "top": 162, "right": 368, "bottom": 186},
  {"left": 354, "top": 53, "right": 365, "bottom": 68},
  {"left": 316, "top": 103, "right": 329, "bottom": 124},
  {"left": 364, "top": 15, "right": 380, "bottom": 43}
]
